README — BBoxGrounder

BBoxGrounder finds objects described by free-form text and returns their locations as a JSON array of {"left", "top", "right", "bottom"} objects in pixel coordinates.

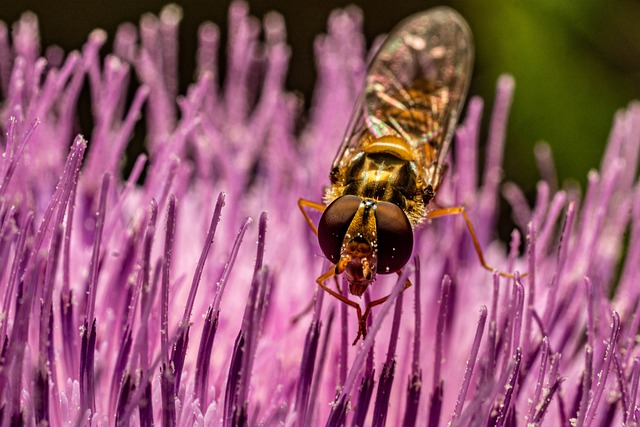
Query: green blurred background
[{"left": 2, "top": 0, "right": 640, "bottom": 197}]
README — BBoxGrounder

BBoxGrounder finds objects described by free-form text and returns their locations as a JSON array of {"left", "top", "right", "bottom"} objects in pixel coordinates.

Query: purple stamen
[
  {"left": 35, "top": 223, "right": 63, "bottom": 424},
  {"left": 542, "top": 202, "right": 576, "bottom": 327},
  {"left": 115, "top": 373, "right": 134, "bottom": 426},
  {"left": 427, "top": 275, "right": 450, "bottom": 427},
  {"left": 84, "top": 173, "right": 111, "bottom": 325},
  {"left": 527, "top": 337, "right": 549, "bottom": 421},
  {"left": 294, "top": 319, "right": 322, "bottom": 427},
  {"left": 535, "top": 190, "right": 566, "bottom": 257},
  {"left": 0, "top": 204, "right": 16, "bottom": 271},
  {"left": 575, "top": 346, "right": 593, "bottom": 425},
  {"left": 79, "top": 318, "right": 97, "bottom": 417},
  {"left": 548, "top": 353, "right": 565, "bottom": 422},
  {"left": 222, "top": 213, "right": 270, "bottom": 427},
  {"left": 34, "top": 307, "right": 54, "bottom": 424},
  {"left": 494, "top": 347, "right": 522, "bottom": 427},
  {"left": 401, "top": 256, "right": 422, "bottom": 427},
  {"left": 327, "top": 268, "right": 412, "bottom": 424},
  {"left": 451, "top": 306, "right": 488, "bottom": 424},
  {"left": 534, "top": 142, "right": 558, "bottom": 193},
  {"left": 195, "top": 216, "right": 251, "bottom": 403},
  {"left": 511, "top": 276, "right": 525, "bottom": 363},
  {"left": 173, "top": 192, "right": 226, "bottom": 392},
  {"left": 160, "top": 362, "right": 177, "bottom": 426},
  {"left": 117, "top": 155, "right": 147, "bottom": 209},
  {"left": 131, "top": 216, "right": 161, "bottom": 425},
  {"left": 629, "top": 358, "right": 640, "bottom": 423},
  {"left": 613, "top": 350, "right": 629, "bottom": 424},
  {"left": 616, "top": 187, "right": 640, "bottom": 318},
  {"left": 531, "top": 377, "right": 565, "bottom": 424},
  {"left": 134, "top": 201, "right": 158, "bottom": 330},
  {"left": 455, "top": 97, "right": 481, "bottom": 200},
  {"left": 0, "top": 117, "right": 38, "bottom": 196},
  {"left": 339, "top": 278, "right": 349, "bottom": 388},
  {"left": 196, "top": 22, "right": 220, "bottom": 89},
  {"left": 60, "top": 138, "right": 86, "bottom": 379},
  {"left": 585, "top": 278, "right": 595, "bottom": 352},
  {"left": 195, "top": 307, "right": 219, "bottom": 406},
  {"left": 502, "top": 182, "right": 532, "bottom": 231},
  {"left": 0, "top": 211, "right": 32, "bottom": 343},
  {"left": 109, "top": 324, "right": 133, "bottom": 421},
  {"left": 238, "top": 213, "right": 270, "bottom": 400},
  {"left": 433, "top": 275, "right": 451, "bottom": 392},
  {"left": 371, "top": 292, "right": 403, "bottom": 427},
  {"left": 531, "top": 181, "right": 550, "bottom": 229},
  {"left": 223, "top": 269, "right": 265, "bottom": 427},
  {"left": 306, "top": 305, "right": 335, "bottom": 427},
  {"left": 352, "top": 346, "right": 375, "bottom": 427},
  {"left": 479, "top": 75, "right": 514, "bottom": 236},
  {"left": 486, "top": 272, "right": 500, "bottom": 381},
  {"left": 0, "top": 21, "right": 10, "bottom": 93},
  {"left": 584, "top": 312, "right": 620, "bottom": 424},
  {"left": 161, "top": 194, "right": 177, "bottom": 362},
  {"left": 521, "top": 222, "right": 536, "bottom": 371}
]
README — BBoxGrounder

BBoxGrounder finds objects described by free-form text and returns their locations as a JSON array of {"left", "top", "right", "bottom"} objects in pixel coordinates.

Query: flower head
[{"left": 0, "top": 2, "right": 639, "bottom": 426}]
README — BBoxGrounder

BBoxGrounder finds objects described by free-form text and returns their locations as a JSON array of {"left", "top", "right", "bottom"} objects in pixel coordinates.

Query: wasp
[{"left": 300, "top": 7, "right": 514, "bottom": 344}]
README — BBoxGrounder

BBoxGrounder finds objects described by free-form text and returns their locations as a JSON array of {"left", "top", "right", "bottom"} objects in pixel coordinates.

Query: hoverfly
[{"left": 299, "top": 7, "right": 513, "bottom": 344}]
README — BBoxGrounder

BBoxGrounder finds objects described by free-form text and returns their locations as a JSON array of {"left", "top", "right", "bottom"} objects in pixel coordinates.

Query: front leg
[
  {"left": 428, "top": 206, "right": 523, "bottom": 278},
  {"left": 290, "top": 198, "right": 327, "bottom": 324},
  {"left": 315, "top": 267, "right": 368, "bottom": 345},
  {"left": 298, "top": 198, "right": 325, "bottom": 235},
  {"left": 360, "top": 271, "right": 413, "bottom": 339}
]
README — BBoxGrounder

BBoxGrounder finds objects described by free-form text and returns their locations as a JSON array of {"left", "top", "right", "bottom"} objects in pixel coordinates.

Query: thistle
[{"left": 0, "top": 3, "right": 638, "bottom": 426}]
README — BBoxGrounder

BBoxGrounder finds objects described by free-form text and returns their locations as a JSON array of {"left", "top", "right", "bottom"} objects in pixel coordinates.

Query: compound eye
[
  {"left": 318, "top": 195, "right": 362, "bottom": 263},
  {"left": 375, "top": 201, "right": 413, "bottom": 274}
]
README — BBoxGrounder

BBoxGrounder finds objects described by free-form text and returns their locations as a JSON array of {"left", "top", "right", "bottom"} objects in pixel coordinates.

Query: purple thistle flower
[{"left": 0, "top": 2, "right": 639, "bottom": 426}]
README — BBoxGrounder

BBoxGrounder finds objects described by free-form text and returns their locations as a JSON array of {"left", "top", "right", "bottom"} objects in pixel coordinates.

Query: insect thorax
[{"left": 325, "top": 150, "right": 428, "bottom": 226}]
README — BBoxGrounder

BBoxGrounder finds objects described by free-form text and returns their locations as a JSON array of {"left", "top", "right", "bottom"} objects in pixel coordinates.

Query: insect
[{"left": 299, "top": 7, "right": 513, "bottom": 344}]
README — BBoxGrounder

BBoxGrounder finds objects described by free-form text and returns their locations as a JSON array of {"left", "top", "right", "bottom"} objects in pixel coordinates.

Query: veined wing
[{"left": 330, "top": 7, "right": 473, "bottom": 191}]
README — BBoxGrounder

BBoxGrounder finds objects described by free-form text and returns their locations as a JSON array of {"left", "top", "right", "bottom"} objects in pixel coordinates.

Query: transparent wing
[{"left": 330, "top": 7, "right": 473, "bottom": 190}]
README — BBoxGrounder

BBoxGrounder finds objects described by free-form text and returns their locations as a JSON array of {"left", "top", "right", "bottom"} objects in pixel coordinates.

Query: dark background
[{"left": 2, "top": 0, "right": 640, "bottom": 196}]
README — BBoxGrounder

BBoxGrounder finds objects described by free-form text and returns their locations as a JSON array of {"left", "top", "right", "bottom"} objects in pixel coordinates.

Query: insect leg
[
  {"left": 315, "top": 268, "right": 368, "bottom": 345},
  {"left": 298, "top": 198, "right": 325, "bottom": 235},
  {"left": 290, "top": 199, "right": 328, "bottom": 324},
  {"left": 360, "top": 272, "right": 412, "bottom": 338},
  {"left": 290, "top": 299, "right": 315, "bottom": 325},
  {"left": 427, "top": 206, "right": 518, "bottom": 278},
  {"left": 290, "top": 275, "right": 341, "bottom": 325}
]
